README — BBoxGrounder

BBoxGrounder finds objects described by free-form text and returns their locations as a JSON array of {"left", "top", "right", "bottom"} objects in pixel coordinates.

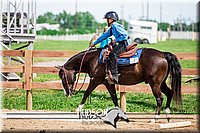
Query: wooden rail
[{"left": 1, "top": 50, "right": 198, "bottom": 112}]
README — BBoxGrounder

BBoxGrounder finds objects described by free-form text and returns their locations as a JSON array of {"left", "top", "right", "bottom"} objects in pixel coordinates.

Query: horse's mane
[
  {"left": 67, "top": 48, "right": 100, "bottom": 62},
  {"left": 64, "top": 48, "right": 101, "bottom": 69}
]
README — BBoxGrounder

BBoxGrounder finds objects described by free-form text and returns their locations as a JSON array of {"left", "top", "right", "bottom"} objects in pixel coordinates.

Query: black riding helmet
[{"left": 103, "top": 11, "right": 119, "bottom": 21}]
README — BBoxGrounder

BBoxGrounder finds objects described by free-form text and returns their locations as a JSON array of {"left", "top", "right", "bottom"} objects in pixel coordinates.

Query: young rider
[{"left": 90, "top": 11, "right": 130, "bottom": 83}]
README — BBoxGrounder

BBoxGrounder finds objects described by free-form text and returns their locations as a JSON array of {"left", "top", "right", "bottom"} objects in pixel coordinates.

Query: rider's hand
[
  {"left": 112, "top": 39, "right": 116, "bottom": 43},
  {"left": 90, "top": 44, "right": 95, "bottom": 48}
]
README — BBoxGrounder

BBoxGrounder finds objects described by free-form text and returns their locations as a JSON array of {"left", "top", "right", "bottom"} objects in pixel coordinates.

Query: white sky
[{"left": 2, "top": 0, "right": 199, "bottom": 24}]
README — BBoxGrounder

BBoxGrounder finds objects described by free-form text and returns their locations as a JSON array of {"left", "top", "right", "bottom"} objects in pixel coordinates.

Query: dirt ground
[
  {"left": 1, "top": 114, "right": 199, "bottom": 132},
  {"left": 1, "top": 52, "right": 199, "bottom": 133}
]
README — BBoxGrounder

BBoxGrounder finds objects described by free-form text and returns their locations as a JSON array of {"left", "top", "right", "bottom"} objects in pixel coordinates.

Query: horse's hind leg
[
  {"left": 161, "top": 81, "right": 174, "bottom": 121},
  {"left": 149, "top": 82, "right": 163, "bottom": 122}
]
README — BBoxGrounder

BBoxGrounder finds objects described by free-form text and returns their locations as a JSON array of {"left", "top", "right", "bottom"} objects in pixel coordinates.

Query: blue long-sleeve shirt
[
  {"left": 93, "top": 22, "right": 128, "bottom": 45},
  {"left": 99, "top": 33, "right": 110, "bottom": 48}
]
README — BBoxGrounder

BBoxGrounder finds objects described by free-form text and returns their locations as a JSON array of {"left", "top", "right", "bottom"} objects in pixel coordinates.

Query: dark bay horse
[{"left": 57, "top": 48, "right": 182, "bottom": 118}]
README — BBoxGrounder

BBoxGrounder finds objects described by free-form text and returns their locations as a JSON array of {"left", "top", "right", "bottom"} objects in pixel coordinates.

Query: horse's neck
[{"left": 64, "top": 49, "right": 99, "bottom": 72}]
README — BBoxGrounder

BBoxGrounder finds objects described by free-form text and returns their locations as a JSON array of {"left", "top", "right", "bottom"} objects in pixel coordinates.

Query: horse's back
[{"left": 141, "top": 48, "right": 165, "bottom": 58}]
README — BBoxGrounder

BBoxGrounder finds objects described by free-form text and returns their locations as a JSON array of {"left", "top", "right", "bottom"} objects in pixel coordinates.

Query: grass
[
  {"left": 2, "top": 89, "right": 198, "bottom": 114},
  {"left": 10, "top": 40, "right": 89, "bottom": 51},
  {"left": 9, "top": 39, "right": 198, "bottom": 69},
  {"left": 34, "top": 40, "right": 89, "bottom": 51},
  {"left": 10, "top": 39, "right": 198, "bottom": 52},
  {"left": 179, "top": 60, "right": 199, "bottom": 68},
  {"left": 138, "top": 40, "right": 198, "bottom": 52},
  {"left": 32, "top": 74, "right": 60, "bottom": 82}
]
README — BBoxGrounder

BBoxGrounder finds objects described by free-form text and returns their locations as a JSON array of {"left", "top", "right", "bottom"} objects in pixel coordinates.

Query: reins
[
  {"left": 59, "top": 48, "right": 91, "bottom": 95},
  {"left": 73, "top": 48, "right": 91, "bottom": 95}
]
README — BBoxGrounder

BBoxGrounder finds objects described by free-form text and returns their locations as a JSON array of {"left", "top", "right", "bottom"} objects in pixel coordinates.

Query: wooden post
[
  {"left": 25, "top": 50, "right": 32, "bottom": 111},
  {"left": 120, "top": 85, "right": 126, "bottom": 112}
]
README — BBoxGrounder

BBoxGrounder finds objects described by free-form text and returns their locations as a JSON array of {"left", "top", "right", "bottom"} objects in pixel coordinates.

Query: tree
[
  {"left": 37, "top": 12, "right": 58, "bottom": 24},
  {"left": 158, "top": 22, "right": 171, "bottom": 31}
]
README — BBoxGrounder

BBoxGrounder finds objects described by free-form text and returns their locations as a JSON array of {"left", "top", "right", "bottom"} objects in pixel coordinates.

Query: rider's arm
[
  {"left": 113, "top": 24, "right": 128, "bottom": 42},
  {"left": 93, "top": 29, "right": 111, "bottom": 45},
  {"left": 89, "top": 34, "right": 98, "bottom": 45}
]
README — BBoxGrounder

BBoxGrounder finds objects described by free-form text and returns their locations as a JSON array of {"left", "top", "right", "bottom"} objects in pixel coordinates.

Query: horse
[{"left": 56, "top": 47, "right": 182, "bottom": 120}]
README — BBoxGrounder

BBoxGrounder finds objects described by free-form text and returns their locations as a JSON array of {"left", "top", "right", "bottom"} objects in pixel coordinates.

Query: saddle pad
[
  {"left": 117, "top": 48, "right": 143, "bottom": 66},
  {"left": 98, "top": 48, "right": 143, "bottom": 66}
]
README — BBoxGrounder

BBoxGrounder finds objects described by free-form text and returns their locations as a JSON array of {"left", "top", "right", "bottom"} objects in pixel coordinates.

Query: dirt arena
[
  {"left": 1, "top": 52, "right": 199, "bottom": 132},
  {"left": 1, "top": 114, "right": 199, "bottom": 132}
]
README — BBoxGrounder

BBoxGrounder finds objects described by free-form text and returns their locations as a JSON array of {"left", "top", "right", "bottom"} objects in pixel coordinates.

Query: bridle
[
  {"left": 61, "top": 67, "right": 74, "bottom": 95},
  {"left": 61, "top": 48, "right": 90, "bottom": 95}
]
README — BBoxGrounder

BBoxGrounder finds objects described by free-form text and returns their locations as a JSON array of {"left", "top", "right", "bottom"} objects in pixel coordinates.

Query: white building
[{"left": 36, "top": 23, "right": 60, "bottom": 31}]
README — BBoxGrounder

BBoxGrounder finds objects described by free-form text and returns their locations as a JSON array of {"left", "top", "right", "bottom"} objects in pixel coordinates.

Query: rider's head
[{"left": 103, "top": 11, "right": 119, "bottom": 27}]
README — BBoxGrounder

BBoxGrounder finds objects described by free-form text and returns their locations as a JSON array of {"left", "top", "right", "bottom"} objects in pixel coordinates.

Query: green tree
[
  {"left": 158, "top": 22, "right": 171, "bottom": 31},
  {"left": 56, "top": 10, "right": 68, "bottom": 30},
  {"left": 37, "top": 12, "right": 58, "bottom": 24},
  {"left": 73, "top": 11, "right": 98, "bottom": 34}
]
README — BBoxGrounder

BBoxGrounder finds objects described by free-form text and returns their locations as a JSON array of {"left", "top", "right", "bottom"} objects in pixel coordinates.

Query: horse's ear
[{"left": 55, "top": 65, "right": 63, "bottom": 70}]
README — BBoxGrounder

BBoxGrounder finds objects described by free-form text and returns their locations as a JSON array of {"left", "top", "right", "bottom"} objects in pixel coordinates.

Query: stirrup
[
  {"left": 105, "top": 73, "right": 120, "bottom": 84},
  {"left": 105, "top": 76, "right": 115, "bottom": 84},
  {"left": 105, "top": 70, "right": 115, "bottom": 84}
]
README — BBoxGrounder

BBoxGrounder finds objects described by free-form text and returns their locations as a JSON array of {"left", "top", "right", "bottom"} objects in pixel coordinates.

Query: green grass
[
  {"left": 2, "top": 89, "right": 198, "bottom": 113},
  {"left": 11, "top": 39, "right": 198, "bottom": 52},
  {"left": 34, "top": 40, "right": 89, "bottom": 51},
  {"left": 138, "top": 40, "right": 198, "bottom": 52},
  {"left": 34, "top": 39, "right": 197, "bottom": 52},
  {"left": 10, "top": 39, "right": 198, "bottom": 69},
  {"left": 32, "top": 74, "right": 60, "bottom": 82},
  {"left": 179, "top": 60, "right": 199, "bottom": 68}
]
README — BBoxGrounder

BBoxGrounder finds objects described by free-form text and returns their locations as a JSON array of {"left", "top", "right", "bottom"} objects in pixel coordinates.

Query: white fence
[
  {"left": 158, "top": 31, "right": 198, "bottom": 41},
  {"left": 36, "top": 31, "right": 198, "bottom": 41}
]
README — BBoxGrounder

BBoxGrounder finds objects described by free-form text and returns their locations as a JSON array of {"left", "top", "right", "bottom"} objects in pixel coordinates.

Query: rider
[{"left": 90, "top": 11, "right": 130, "bottom": 83}]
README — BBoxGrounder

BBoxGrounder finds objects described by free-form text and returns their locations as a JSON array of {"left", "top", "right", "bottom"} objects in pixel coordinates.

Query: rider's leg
[{"left": 108, "top": 42, "right": 126, "bottom": 83}]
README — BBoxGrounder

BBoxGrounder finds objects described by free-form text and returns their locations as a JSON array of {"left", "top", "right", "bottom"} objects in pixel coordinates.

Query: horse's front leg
[
  {"left": 104, "top": 82, "right": 119, "bottom": 107},
  {"left": 76, "top": 78, "right": 100, "bottom": 112}
]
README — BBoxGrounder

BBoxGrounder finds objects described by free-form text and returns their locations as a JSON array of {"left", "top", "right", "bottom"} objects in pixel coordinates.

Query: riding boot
[
  {"left": 107, "top": 42, "right": 126, "bottom": 84},
  {"left": 111, "top": 69, "right": 119, "bottom": 84}
]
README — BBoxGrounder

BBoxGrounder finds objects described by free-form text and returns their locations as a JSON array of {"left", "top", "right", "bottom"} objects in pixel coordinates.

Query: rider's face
[
  {"left": 106, "top": 19, "right": 113, "bottom": 27},
  {"left": 107, "top": 18, "right": 112, "bottom": 23}
]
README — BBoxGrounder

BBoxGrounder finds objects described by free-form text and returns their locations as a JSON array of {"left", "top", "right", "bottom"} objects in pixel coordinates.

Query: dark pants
[{"left": 108, "top": 41, "right": 127, "bottom": 75}]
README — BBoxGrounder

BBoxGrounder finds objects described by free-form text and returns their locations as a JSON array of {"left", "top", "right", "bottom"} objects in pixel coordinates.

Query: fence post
[
  {"left": 25, "top": 50, "right": 33, "bottom": 111},
  {"left": 120, "top": 85, "right": 126, "bottom": 112}
]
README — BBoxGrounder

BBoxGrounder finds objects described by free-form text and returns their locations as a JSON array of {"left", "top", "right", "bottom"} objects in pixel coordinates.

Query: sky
[{"left": 2, "top": 0, "right": 199, "bottom": 24}]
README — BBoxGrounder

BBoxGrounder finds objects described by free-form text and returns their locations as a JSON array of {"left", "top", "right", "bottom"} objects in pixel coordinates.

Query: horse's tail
[{"left": 164, "top": 52, "right": 182, "bottom": 106}]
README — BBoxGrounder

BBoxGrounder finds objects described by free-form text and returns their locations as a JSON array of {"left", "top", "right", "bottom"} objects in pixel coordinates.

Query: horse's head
[{"left": 56, "top": 65, "right": 76, "bottom": 97}]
